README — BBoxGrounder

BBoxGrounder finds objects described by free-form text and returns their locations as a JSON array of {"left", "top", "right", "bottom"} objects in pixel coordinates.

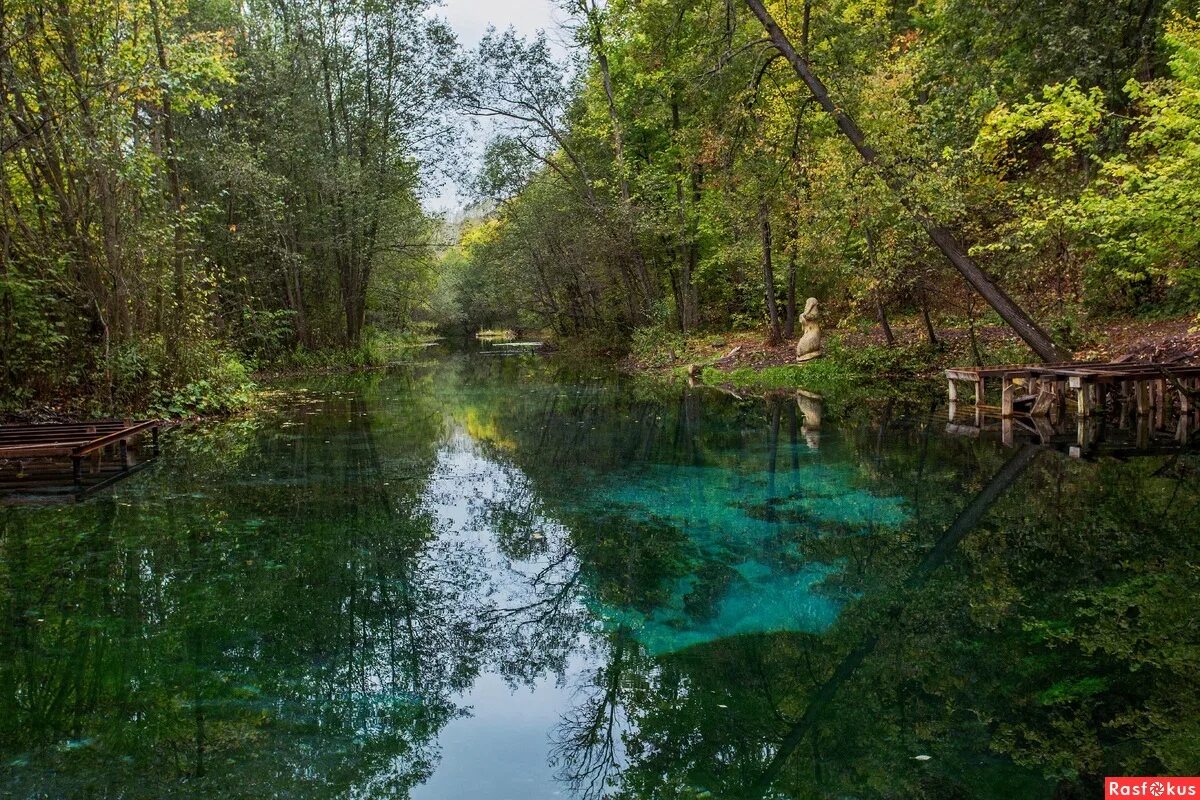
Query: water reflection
[{"left": 2, "top": 353, "right": 1198, "bottom": 799}]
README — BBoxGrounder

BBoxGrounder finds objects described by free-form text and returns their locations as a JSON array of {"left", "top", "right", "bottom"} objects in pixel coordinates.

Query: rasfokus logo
[{"left": 1106, "top": 778, "right": 1200, "bottom": 798}]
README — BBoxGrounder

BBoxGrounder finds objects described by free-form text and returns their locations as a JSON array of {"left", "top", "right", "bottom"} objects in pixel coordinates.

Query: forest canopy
[
  {"left": 1, "top": 0, "right": 456, "bottom": 411},
  {"left": 445, "top": 0, "right": 1200, "bottom": 353},
  {"left": 3, "top": 0, "right": 1200, "bottom": 412}
]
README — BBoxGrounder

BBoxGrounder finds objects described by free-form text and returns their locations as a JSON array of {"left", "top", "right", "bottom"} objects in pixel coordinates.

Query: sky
[
  {"left": 438, "top": 0, "right": 561, "bottom": 53},
  {"left": 425, "top": 0, "right": 566, "bottom": 214}
]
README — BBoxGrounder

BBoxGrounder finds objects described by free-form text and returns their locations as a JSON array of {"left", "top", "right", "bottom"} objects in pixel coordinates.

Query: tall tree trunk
[
  {"left": 668, "top": 266, "right": 685, "bottom": 332},
  {"left": 743, "top": 0, "right": 1066, "bottom": 363},
  {"left": 671, "top": 98, "right": 696, "bottom": 333},
  {"left": 876, "top": 297, "right": 895, "bottom": 346},
  {"left": 149, "top": 0, "right": 187, "bottom": 347},
  {"left": 588, "top": 3, "right": 651, "bottom": 317},
  {"left": 863, "top": 226, "right": 894, "bottom": 345},
  {"left": 920, "top": 287, "right": 940, "bottom": 348},
  {"left": 760, "top": 201, "right": 782, "bottom": 345},
  {"left": 784, "top": 210, "right": 798, "bottom": 338},
  {"left": 579, "top": 0, "right": 653, "bottom": 319},
  {"left": 687, "top": 167, "right": 702, "bottom": 326}
]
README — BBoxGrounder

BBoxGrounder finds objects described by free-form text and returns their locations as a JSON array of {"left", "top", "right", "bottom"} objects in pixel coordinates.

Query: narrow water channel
[{"left": 2, "top": 347, "right": 1197, "bottom": 798}]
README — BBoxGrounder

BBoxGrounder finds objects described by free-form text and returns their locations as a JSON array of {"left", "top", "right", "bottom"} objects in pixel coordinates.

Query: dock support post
[
  {"left": 1154, "top": 380, "right": 1166, "bottom": 430},
  {"left": 948, "top": 379, "right": 958, "bottom": 403},
  {"left": 1071, "top": 380, "right": 1091, "bottom": 418},
  {"left": 1001, "top": 377, "right": 1015, "bottom": 418},
  {"left": 72, "top": 456, "right": 82, "bottom": 487},
  {"left": 1135, "top": 381, "right": 1151, "bottom": 416},
  {"left": 1077, "top": 418, "right": 1097, "bottom": 451},
  {"left": 152, "top": 426, "right": 160, "bottom": 456}
]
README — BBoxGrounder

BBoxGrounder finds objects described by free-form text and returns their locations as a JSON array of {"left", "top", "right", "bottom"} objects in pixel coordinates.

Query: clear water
[{"left": 2, "top": 348, "right": 1198, "bottom": 799}]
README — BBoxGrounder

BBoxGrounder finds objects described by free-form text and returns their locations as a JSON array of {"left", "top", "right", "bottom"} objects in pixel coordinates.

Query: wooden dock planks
[
  {"left": 0, "top": 419, "right": 163, "bottom": 497},
  {"left": 949, "top": 362, "right": 1200, "bottom": 415},
  {"left": 946, "top": 360, "right": 1200, "bottom": 452},
  {"left": 0, "top": 420, "right": 159, "bottom": 456}
]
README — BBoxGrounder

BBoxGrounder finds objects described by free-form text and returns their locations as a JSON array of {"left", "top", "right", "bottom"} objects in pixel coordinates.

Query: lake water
[{"left": 2, "top": 348, "right": 1197, "bottom": 798}]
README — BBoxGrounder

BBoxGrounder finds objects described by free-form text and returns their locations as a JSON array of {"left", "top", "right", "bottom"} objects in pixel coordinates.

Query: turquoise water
[{"left": 1, "top": 349, "right": 1198, "bottom": 798}]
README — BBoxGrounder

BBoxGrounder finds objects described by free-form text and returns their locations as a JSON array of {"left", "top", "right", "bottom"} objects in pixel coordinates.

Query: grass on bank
[
  {"left": 155, "top": 331, "right": 441, "bottom": 419},
  {"left": 264, "top": 329, "right": 438, "bottom": 374},
  {"left": 475, "top": 328, "right": 517, "bottom": 340},
  {"left": 1, "top": 328, "right": 443, "bottom": 422},
  {"left": 622, "top": 313, "right": 1076, "bottom": 400},
  {"left": 694, "top": 338, "right": 936, "bottom": 397}
]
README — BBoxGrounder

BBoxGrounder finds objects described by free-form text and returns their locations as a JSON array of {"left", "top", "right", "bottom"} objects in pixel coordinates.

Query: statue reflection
[{"left": 796, "top": 389, "right": 823, "bottom": 450}]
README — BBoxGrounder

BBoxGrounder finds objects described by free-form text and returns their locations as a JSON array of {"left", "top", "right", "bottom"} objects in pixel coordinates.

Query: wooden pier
[
  {"left": 946, "top": 360, "right": 1200, "bottom": 453},
  {"left": 0, "top": 420, "right": 163, "bottom": 500}
]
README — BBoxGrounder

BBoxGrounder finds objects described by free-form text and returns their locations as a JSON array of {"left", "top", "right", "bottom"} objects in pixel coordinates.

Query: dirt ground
[{"left": 624, "top": 316, "right": 1200, "bottom": 375}]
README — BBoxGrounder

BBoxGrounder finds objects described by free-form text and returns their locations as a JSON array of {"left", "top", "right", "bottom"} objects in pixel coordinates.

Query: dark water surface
[{"left": 2, "top": 349, "right": 1198, "bottom": 799}]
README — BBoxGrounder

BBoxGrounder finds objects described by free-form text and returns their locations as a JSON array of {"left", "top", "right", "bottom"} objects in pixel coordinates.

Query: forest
[
  {"left": 1, "top": 0, "right": 456, "bottom": 412},
  {"left": 3, "top": 0, "right": 1200, "bottom": 413}
]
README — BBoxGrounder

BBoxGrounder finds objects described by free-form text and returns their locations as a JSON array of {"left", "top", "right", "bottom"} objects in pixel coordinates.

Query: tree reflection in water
[
  {"left": 456, "top": 358, "right": 1200, "bottom": 800},
  {"left": 1, "top": 354, "right": 1197, "bottom": 799}
]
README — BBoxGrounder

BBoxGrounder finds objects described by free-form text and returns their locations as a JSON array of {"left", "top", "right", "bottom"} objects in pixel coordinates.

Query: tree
[{"left": 742, "top": 0, "right": 1068, "bottom": 363}]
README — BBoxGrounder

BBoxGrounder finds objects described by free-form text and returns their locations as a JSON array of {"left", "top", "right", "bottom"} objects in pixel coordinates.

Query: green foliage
[
  {"left": 448, "top": 0, "right": 1197, "bottom": 355},
  {"left": 630, "top": 326, "right": 688, "bottom": 368},
  {"left": 7, "top": 0, "right": 1200, "bottom": 414},
  {"left": 150, "top": 354, "right": 257, "bottom": 417},
  {"left": 976, "top": 81, "right": 1106, "bottom": 167},
  {"left": 1070, "top": 16, "right": 1200, "bottom": 312},
  {"left": 267, "top": 329, "right": 432, "bottom": 374},
  {"left": 237, "top": 309, "right": 299, "bottom": 363},
  {"left": 1036, "top": 676, "right": 1109, "bottom": 706},
  {"left": 1, "top": 0, "right": 453, "bottom": 414},
  {"left": 0, "top": 276, "right": 71, "bottom": 408}
]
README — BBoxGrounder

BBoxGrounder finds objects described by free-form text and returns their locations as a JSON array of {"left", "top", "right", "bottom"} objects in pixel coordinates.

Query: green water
[{"left": 2, "top": 350, "right": 1198, "bottom": 799}]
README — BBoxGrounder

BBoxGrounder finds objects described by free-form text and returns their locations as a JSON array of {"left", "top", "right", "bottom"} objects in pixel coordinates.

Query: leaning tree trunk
[
  {"left": 876, "top": 297, "right": 895, "bottom": 346},
  {"left": 743, "top": 0, "right": 1067, "bottom": 363},
  {"left": 920, "top": 287, "right": 940, "bottom": 347}
]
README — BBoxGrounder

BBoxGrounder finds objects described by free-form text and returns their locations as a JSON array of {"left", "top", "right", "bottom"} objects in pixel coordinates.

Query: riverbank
[
  {"left": 621, "top": 316, "right": 1200, "bottom": 395},
  {"left": 1, "top": 333, "right": 444, "bottom": 425}
]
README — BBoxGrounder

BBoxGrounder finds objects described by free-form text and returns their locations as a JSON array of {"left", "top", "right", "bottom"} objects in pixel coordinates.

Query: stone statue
[{"left": 795, "top": 297, "right": 822, "bottom": 362}]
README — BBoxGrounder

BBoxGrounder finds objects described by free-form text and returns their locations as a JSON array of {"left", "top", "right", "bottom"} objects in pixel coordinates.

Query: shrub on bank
[{"left": 150, "top": 354, "right": 257, "bottom": 418}]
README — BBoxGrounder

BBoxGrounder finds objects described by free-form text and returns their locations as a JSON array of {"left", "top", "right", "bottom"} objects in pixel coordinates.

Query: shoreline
[
  {"left": 4, "top": 317, "right": 1195, "bottom": 422},
  {"left": 617, "top": 315, "right": 1200, "bottom": 396}
]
